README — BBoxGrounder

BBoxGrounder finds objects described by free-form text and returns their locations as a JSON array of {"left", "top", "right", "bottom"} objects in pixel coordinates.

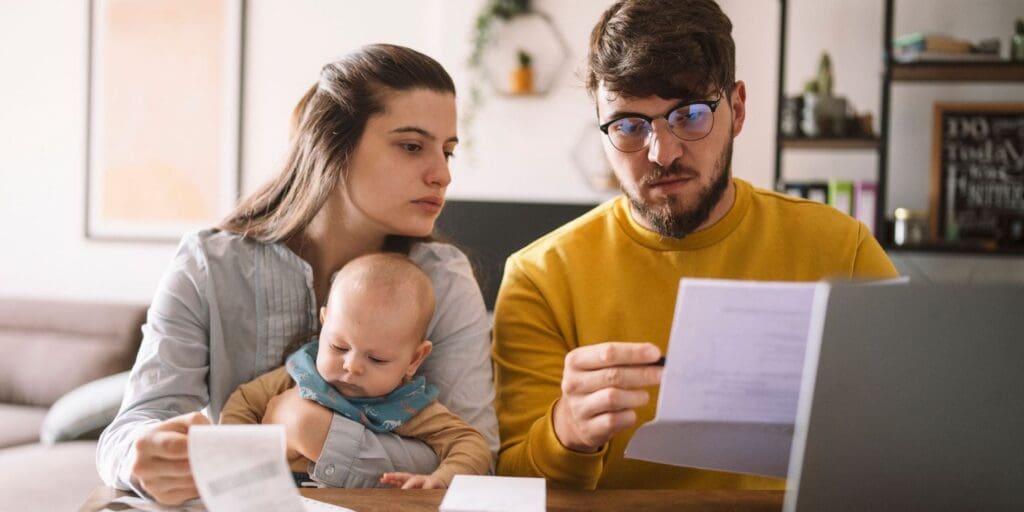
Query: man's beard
[{"left": 625, "top": 137, "right": 733, "bottom": 239}]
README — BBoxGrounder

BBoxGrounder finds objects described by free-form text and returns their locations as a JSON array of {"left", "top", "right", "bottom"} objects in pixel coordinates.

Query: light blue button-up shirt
[{"left": 97, "top": 229, "right": 498, "bottom": 491}]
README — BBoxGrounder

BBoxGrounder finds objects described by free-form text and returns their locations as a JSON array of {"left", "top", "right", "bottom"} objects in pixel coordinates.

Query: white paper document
[
  {"left": 109, "top": 494, "right": 351, "bottom": 512},
  {"left": 625, "top": 278, "right": 819, "bottom": 478},
  {"left": 187, "top": 425, "right": 354, "bottom": 512},
  {"left": 439, "top": 475, "right": 546, "bottom": 512}
]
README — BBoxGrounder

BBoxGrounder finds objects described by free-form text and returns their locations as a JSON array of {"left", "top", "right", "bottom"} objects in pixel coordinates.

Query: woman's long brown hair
[{"left": 219, "top": 44, "right": 456, "bottom": 252}]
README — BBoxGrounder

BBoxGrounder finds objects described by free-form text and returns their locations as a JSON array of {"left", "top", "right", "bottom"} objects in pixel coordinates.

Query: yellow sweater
[{"left": 492, "top": 178, "right": 898, "bottom": 490}]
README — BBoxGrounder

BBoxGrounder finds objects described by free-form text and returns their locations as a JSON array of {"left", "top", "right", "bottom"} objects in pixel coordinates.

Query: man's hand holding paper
[{"left": 553, "top": 342, "right": 663, "bottom": 453}]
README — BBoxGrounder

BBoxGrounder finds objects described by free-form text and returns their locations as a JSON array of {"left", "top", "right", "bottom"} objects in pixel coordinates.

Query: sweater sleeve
[
  {"left": 394, "top": 401, "right": 491, "bottom": 486},
  {"left": 219, "top": 366, "right": 294, "bottom": 425},
  {"left": 491, "top": 258, "right": 608, "bottom": 490},
  {"left": 851, "top": 222, "right": 900, "bottom": 278},
  {"left": 95, "top": 231, "right": 212, "bottom": 495}
]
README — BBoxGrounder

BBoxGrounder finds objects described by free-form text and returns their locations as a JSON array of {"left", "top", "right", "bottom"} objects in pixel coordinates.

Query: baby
[{"left": 220, "top": 252, "right": 490, "bottom": 489}]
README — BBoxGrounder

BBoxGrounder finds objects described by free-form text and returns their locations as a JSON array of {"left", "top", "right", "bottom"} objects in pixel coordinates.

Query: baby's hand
[{"left": 380, "top": 472, "right": 446, "bottom": 489}]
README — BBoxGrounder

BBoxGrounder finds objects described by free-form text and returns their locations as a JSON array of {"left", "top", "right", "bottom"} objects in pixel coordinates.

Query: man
[{"left": 491, "top": 0, "right": 898, "bottom": 490}]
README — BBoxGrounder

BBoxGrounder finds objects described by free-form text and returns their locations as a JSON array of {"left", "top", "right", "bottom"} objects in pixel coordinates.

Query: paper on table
[
  {"left": 187, "top": 425, "right": 354, "bottom": 512},
  {"left": 109, "top": 495, "right": 205, "bottom": 511},
  {"left": 109, "top": 494, "right": 353, "bottom": 512},
  {"left": 625, "top": 278, "right": 819, "bottom": 478},
  {"left": 439, "top": 475, "right": 545, "bottom": 512}
]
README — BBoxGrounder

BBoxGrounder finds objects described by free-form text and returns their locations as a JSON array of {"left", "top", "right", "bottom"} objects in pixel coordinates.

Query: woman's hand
[
  {"left": 380, "top": 472, "right": 447, "bottom": 489},
  {"left": 262, "top": 387, "right": 332, "bottom": 461},
  {"left": 131, "top": 411, "right": 209, "bottom": 505}
]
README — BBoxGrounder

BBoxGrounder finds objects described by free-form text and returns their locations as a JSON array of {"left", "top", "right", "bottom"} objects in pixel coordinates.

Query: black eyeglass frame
[{"left": 598, "top": 97, "right": 723, "bottom": 153}]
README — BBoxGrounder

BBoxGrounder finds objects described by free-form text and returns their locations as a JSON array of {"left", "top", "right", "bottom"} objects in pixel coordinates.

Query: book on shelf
[
  {"left": 827, "top": 180, "right": 854, "bottom": 216},
  {"left": 783, "top": 180, "right": 875, "bottom": 230},
  {"left": 893, "top": 49, "right": 1002, "bottom": 63},
  {"left": 892, "top": 31, "right": 1003, "bottom": 63},
  {"left": 782, "top": 181, "right": 829, "bottom": 204},
  {"left": 854, "top": 181, "right": 877, "bottom": 234},
  {"left": 893, "top": 32, "right": 973, "bottom": 53}
]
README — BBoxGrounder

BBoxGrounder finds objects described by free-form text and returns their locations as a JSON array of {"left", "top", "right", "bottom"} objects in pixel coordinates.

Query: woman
[{"left": 96, "top": 44, "right": 497, "bottom": 505}]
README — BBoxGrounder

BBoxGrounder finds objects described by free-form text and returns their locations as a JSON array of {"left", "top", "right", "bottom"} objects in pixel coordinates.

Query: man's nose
[{"left": 647, "top": 121, "right": 683, "bottom": 167}]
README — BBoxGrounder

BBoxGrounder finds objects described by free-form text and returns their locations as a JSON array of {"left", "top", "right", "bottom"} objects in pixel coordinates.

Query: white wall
[
  {"left": 1, "top": 0, "right": 1022, "bottom": 303},
  {"left": 243, "top": 0, "right": 782, "bottom": 203},
  {"left": 0, "top": 1, "right": 174, "bottom": 303},
  {"left": 242, "top": 0, "right": 444, "bottom": 195}
]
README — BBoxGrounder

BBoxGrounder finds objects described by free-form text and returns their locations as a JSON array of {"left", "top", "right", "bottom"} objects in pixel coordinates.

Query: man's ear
[
  {"left": 406, "top": 340, "right": 434, "bottom": 377},
  {"left": 730, "top": 80, "right": 747, "bottom": 137}
]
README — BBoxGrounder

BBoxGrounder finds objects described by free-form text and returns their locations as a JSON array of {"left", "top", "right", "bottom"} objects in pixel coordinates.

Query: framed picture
[
  {"left": 86, "top": 0, "right": 244, "bottom": 242},
  {"left": 929, "top": 102, "right": 1024, "bottom": 246}
]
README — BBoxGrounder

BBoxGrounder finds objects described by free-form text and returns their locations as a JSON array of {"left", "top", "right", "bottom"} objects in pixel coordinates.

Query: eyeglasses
[{"left": 599, "top": 98, "right": 721, "bottom": 153}]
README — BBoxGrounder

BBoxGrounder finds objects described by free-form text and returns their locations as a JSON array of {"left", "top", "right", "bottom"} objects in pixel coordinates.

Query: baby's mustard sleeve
[
  {"left": 218, "top": 366, "right": 294, "bottom": 424},
  {"left": 394, "top": 401, "right": 491, "bottom": 486}
]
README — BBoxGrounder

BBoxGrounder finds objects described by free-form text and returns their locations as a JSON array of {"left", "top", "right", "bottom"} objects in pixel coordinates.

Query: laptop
[{"left": 785, "top": 283, "right": 1024, "bottom": 511}]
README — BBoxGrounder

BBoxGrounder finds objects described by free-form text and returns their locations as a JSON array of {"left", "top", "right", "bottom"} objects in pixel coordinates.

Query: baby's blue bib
[{"left": 286, "top": 339, "right": 438, "bottom": 433}]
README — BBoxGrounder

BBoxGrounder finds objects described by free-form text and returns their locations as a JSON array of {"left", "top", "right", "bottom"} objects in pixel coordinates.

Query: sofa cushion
[
  {"left": 41, "top": 371, "right": 129, "bottom": 445},
  {"left": 0, "top": 440, "right": 102, "bottom": 511},
  {"left": 0, "top": 403, "right": 48, "bottom": 448},
  {"left": 0, "top": 298, "right": 147, "bottom": 407}
]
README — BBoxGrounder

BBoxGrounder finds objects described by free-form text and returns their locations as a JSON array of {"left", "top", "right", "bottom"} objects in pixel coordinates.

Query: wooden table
[{"left": 81, "top": 486, "right": 783, "bottom": 511}]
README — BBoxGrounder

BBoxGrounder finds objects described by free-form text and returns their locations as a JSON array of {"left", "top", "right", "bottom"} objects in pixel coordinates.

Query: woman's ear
[{"left": 406, "top": 340, "right": 434, "bottom": 378}]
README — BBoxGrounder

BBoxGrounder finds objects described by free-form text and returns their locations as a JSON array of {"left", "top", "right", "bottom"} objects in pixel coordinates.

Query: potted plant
[
  {"left": 510, "top": 49, "right": 534, "bottom": 94},
  {"left": 463, "top": 0, "right": 533, "bottom": 141}
]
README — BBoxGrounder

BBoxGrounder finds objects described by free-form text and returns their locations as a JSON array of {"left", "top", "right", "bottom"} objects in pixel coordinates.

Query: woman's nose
[{"left": 426, "top": 156, "right": 452, "bottom": 188}]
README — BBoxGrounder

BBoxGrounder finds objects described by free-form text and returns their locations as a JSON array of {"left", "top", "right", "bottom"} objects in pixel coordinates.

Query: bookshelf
[
  {"left": 774, "top": 0, "right": 1024, "bottom": 254},
  {"left": 781, "top": 137, "right": 881, "bottom": 150},
  {"left": 890, "top": 61, "right": 1024, "bottom": 81}
]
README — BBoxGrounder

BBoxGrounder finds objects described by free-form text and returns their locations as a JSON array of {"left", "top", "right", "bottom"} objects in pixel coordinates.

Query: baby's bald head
[{"left": 325, "top": 253, "right": 435, "bottom": 342}]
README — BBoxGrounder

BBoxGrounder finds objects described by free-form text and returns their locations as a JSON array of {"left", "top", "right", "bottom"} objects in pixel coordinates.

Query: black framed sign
[{"left": 930, "top": 102, "right": 1024, "bottom": 246}]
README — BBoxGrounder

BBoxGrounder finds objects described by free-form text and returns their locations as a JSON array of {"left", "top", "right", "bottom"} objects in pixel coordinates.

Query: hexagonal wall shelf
[
  {"left": 571, "top": 122, "right": 619, "bottom": 192},
  {"left": 478, "top": 11, "right": 571, "bottom": 97}
]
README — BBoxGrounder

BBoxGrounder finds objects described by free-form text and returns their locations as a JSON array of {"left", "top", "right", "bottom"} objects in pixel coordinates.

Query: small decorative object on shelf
[
  {"left": 800, "top": 79, "right": 821, "bottom": 137},
  {"left": 893, "top": 208, "right": 928, "bottom": 247},
  {"left": 1012, "top": 19, "right": 1024, "bottom": 61},
  {"left": 790, "top": 51, "right": 864, "bottom": 139},
  {"left": 510, "top": 49, "right": 534, "bottom": 95},
  {"left": 855, "top": 113, "right": 874, "bottom": 138},
  {"left": 816, "top": 52, "right": 834, "bottom": 97},
  {"left": 780, "top": 95, "right": 803, "bottom": 137}
]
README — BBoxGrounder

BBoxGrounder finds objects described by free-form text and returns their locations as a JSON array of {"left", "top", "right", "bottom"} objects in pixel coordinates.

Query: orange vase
[{"left": 510, "top": 65, "right": 534, "bottom": 95}]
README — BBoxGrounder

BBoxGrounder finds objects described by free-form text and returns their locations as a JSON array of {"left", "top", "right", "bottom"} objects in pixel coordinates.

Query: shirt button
[{"left": 324, "top": 464, "right": 335, "bottom": 476}]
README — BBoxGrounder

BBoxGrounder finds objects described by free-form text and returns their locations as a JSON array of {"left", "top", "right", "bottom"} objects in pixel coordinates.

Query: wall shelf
[
  {"left": 891, "top": 61, "right": 1024, "bottom": 82},
  {"left": 781, "top": 137, "right": 881, "bottom": 150},
  {"left": 774, "top": 0, "right": 1024, "bottom": 255}
]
